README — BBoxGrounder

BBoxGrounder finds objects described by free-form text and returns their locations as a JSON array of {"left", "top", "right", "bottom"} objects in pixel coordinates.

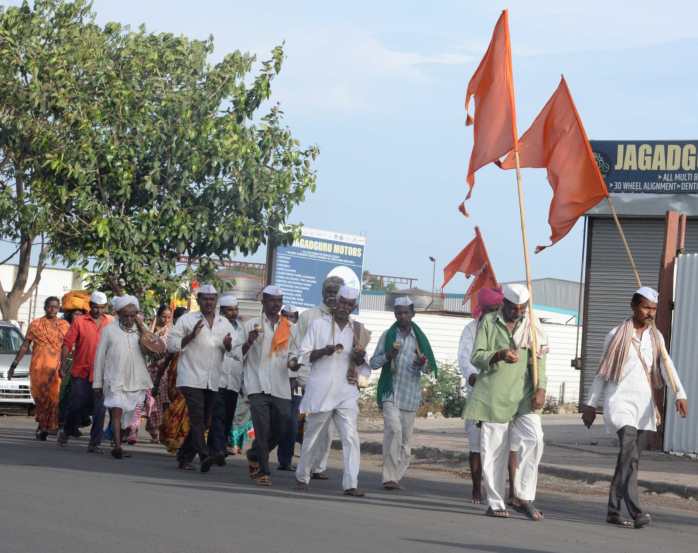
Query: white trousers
[
  {"left": 382, "top": 401, "right": 417, "bottom": 483},
  {"left": 481, "top": 414, "right": 544, "bottom": 511},
  {"left": 296, "top": 407, "right": 361, "bottom": 490},
  {"left": 312, "top": 420, "right": 334, "bottom": 474}
]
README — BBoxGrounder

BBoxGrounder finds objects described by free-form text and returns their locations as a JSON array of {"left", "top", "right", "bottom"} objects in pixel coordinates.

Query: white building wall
[
  {"left": 0, "top": 265, "right": 82, "bottom": 332},
  {"left": 356, "top": 309, "right": 581, "bottom": 404}
]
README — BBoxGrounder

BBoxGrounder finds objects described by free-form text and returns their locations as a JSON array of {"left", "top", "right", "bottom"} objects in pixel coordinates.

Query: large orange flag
[
  {"left": 442, "top": 227, "right": 499, "bottom": 314},
  {"left": 499, "top": 77, "right": 608, "bottom": 252},
  {"left": 462, "top": 9, "right": 518, "bottom": 215}
]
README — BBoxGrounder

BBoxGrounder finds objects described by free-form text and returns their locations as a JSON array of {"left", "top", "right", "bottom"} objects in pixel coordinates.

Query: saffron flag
[
  {"left": 499, "top": 77, "right": 608, "bottom": 252},
  {"left": 462, "top": 9, "right": 518, "bottom": 215},
  {"left": 442, "top": 227, "right": 498, "bottom": 314}
]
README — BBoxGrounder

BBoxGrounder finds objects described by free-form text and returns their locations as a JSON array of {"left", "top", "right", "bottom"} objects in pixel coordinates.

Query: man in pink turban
[{"left": 457, "top": 287, "right": 504, "bottom": 503}]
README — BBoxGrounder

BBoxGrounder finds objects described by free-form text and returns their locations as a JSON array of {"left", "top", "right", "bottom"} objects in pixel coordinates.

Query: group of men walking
[{"left": 8, "top": 274, "right": 689, "bottom": 527}]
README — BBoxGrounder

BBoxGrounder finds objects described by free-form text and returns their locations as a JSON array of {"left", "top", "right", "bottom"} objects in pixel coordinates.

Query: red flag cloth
[
  {"left": 442, "top": 228, "right": 499, "bottom": 317},
  {"left": 464, "top": 265, "right": 499, "bottom": 317},
  {"left": 442, "top": 233, "right": 488, "bottom": 290},
  {"left": 463, "top": 9, "right": 518, "bottom": 212},
  {"left": 499, "top": 77, "right": 608, "bottom": 252}
]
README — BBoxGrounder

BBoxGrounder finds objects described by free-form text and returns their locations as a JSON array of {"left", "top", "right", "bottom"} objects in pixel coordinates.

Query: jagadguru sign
[{"left": 591, "top": 140, "right": 698, "bottom": 194}]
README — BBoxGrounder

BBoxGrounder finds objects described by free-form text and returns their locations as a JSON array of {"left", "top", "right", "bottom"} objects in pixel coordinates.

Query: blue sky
[{"left": 6, "top": 1, "right": 698, "bottom": 292}]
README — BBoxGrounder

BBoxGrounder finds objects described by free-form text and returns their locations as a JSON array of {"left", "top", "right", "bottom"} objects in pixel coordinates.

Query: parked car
[{"left": 0, "top": 321, "right": 33, "bottom": 413}]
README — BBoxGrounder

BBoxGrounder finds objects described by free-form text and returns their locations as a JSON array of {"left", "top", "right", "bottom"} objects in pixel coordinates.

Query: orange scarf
[{"left": 270, "top": 316, "right": 291, "bottom": 354}]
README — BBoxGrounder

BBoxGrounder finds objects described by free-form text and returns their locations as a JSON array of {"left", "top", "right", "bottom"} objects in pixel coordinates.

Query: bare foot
[{"left": 472, "top": 490, "right": 482, "bottom": 504}]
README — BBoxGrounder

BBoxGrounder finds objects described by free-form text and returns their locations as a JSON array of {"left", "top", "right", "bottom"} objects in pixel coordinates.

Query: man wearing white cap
[
  {"left": 207, "top": 294, "right": 245, "bottom": 464},
  {"left": 370, "top": 296, "right": 437, "bottom": 490},
  {"left": 239, "top": 284, "right": 298, "bottom": 486},
  {"left": 465, "top": 283, "right": 548, "bottom": 521},
  {"left": 296, "top": 275, "right": 345, "bottom": 480},
  {"left": 59, "top": 290, "right": 113, "bottom": 451},
  {"left": 295, "top": 285, "right": 371, "bottom": 496},
  {"left": 583, "top": 287, "right": 688, "bottom": 529},
  {"left": 93, "top": 295, "right": 152, "bottom": 459},
  {"left": 167, "top": 284, "right": 235, "bottom": 472}
]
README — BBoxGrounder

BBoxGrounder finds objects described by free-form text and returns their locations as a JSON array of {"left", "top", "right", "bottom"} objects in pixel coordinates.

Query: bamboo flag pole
[
  {"left": 514, "top": 151, "right": 540, "bottom": 390},
  {"left": 606, "top": 196, "right": 679, "bottom": 394}
]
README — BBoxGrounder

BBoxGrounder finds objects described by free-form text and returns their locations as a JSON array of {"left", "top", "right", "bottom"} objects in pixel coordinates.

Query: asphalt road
[{"left": 1, "top": 417, "right": 697, "bottom": 553}]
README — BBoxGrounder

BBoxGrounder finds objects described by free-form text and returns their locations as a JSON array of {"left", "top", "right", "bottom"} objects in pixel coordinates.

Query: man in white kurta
[
  {"left": 208, "top": 295, "right": 245, "bottom": 463},
  {"left": 295, "top": 275, "right": 344, "bottom": 479},
  {"left": 240, "top": 285, "right": 298, "bottom": 486},
  {"left": 93, "top": 295, "right": 152, "bottom": 459},
  {"left": 167, "top": 284, "right": 235, "bottom": 472},
  {"left": 295, "top": 286, "right": 370, "bottom": 496},
  {"left": 583, "top": 286, "right": 688, "bottom": 529}
]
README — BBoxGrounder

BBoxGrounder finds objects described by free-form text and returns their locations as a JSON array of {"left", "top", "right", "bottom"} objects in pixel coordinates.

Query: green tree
[
  {"left": 10, "top": 1, "right": 318, "bottom": 305},
  {"left": 0, "top": 0, "right": 103, "bottom": 319}
]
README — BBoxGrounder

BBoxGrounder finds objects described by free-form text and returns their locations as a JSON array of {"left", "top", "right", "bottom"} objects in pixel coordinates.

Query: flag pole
[
  {"left": 606, "top": 195, "right": 679, "bottom": 394},
  {"left": 514, "top": 151, "right": 540, "bottom": 390}
]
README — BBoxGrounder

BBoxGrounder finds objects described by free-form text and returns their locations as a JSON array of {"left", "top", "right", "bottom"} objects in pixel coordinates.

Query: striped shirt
[{"left": 370, "top": 328, "right": 428, "bottom": 412}]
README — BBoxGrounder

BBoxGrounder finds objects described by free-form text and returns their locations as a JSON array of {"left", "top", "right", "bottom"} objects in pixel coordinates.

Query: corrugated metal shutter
[
  {"left": 664, "top": 253, "right": 698, "bottom": 454},
  {"left": 581, "top": 216, "right": 698, "bottom": 404}
]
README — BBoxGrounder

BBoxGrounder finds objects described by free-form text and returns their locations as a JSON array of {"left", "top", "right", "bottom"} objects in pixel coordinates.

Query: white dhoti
[
  {"left": 509, "top": 413, "right": 544, "bottom": 502},
  {"left": 465, "top": 419, "right": 481, "bottom": 454},
  {"left": 381, "top": 401, "right": 417, "bottom": 483},
  {"left": 103, "top": 388, "right": 147, "bottom": 429},
  {"left": 296, "top": 407, "right": 361, "bottom": 490},
  {"left": 481, "top": 414, "right": 544, "bottom": 510}
]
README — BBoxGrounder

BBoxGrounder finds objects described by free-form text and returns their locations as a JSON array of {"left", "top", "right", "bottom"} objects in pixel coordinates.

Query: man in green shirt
[{"left": 464, "top": 283, "right": 547, "bottom": 521}]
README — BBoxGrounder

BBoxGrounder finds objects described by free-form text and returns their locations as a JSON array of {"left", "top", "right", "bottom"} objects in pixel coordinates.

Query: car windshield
[{"left": 0, "top": 326, "right": 24, "bottom": 354}]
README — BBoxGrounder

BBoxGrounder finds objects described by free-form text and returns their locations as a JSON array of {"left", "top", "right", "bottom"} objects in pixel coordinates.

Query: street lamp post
[{"left": 428, "top": 256, "right": 436, "bottom": 309}]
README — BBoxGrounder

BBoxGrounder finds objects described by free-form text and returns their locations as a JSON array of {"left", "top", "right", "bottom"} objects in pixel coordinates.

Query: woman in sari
[
  {"left": 142, "top": 305, "right": 173, "bottom": 441},
  {"left": 8, "top": 297, "right": 69, "bottom": 440},
  {"left": 157, "top": 307, "right": 190, "bottom": 454}
]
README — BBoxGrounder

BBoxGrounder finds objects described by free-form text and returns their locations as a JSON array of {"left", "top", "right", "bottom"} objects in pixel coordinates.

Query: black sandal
[
  {"left": 485, "top": 507, "right": 510, "bottom": 518},
  {"left": 513, "top": 501, "right": 544, "bottom": 521},
  {"left": 606, "top": 514, "right": 634, "bottom": 528}
]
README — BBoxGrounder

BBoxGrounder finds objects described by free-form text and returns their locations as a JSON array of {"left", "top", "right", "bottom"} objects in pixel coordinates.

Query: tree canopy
[{"left": 1, "top": 0, "right": 318, "bottom": 311}]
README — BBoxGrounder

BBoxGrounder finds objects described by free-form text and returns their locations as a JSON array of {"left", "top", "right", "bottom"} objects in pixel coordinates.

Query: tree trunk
[{"left": 0, "top": 235, "right": 47, "bottom": 322}]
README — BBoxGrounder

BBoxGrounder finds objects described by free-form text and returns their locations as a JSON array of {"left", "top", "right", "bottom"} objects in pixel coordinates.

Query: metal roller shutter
[{"left": 580, "top": 216, "right": 698, "bottom": 404}]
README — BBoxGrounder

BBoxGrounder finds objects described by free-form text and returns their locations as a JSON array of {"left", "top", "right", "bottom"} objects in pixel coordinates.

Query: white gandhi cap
[
  {"left": 635, "top": 286, "right": 658, "bottom": 303},
  {"left": 90, "top": 291, "right": 108, "bottom": 305},
  {"left": 338, "top": 285, "right": 360, "bottom": 301},
  {"left": 394, "top": 296, "right": 413, "bottom": 307},
  {"left": 502, "top": 283, "right": 530, "bottom": 305},
  {"left": 197, "top": 283, "right": 218, "bottom": 295},
  {"left": 262, "top": 285, "right": 283, "bottom": 297},
  {"left": 219, "top": 295, "right": 238, "bottom": 307}
]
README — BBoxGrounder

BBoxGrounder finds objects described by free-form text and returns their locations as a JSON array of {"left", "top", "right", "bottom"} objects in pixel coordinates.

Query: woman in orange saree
[{"left": 8, "top": 297, "right": 69, "bottom": 440}]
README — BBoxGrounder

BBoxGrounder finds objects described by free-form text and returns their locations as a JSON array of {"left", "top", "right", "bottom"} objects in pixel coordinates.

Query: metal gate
[{"left": 664, "top": 253, "right": 698, "bottom": 454}]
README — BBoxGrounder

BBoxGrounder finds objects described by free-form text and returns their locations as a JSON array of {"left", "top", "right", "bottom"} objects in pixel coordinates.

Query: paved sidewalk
[{"left": 354, "top": 414, "right": 698, "bottom": 499}]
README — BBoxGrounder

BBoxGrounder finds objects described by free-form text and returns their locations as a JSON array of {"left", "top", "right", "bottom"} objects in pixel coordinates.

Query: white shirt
[
  {"left": 220, "top": 318, "right": 245, "bottom": 391},
  {"left": 93, "top": 322, "right": 152, "bottom": 393},
  {"left": 297, "top": 304, "right": 332, "bottom": 343},
  {"left": 457, "top": 319, "right": 479, "bottom": 385},
  {"left": 299, "top": 316, "right": 370, "bottom": 414},
  {"left": 239, "top": 315, "right": 294, "bottom": 400},
  {"left": 167, "top": 311, "right": 235, "bottom": 390},
  {"left": 586, "top": 325, "right": 687, "bottom": 433}
]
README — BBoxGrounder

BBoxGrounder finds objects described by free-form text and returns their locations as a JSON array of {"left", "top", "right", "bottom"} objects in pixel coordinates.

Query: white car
[{"left": 0, "top": 321, "right": 33, "bottom": 413}]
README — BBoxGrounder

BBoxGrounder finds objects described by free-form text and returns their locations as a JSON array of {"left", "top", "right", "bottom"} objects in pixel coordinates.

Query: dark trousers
[
  {"left": 207, "top": 388, "right": 239, "bottom": 457},
  {"left": 247, "top": 393, "right": 292, "bottom": 476},
  {"left": 177, "top": 387, "right": 218, "bottom": 464},
  {"left": 277, "top": 394, "right": 302, "bottom": 467},
  {"left": 64, "top": 377, "right": 105, "bottom": 446},
  {"left": 608, "top": 425, "right": 647, "bottom": 519}
]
